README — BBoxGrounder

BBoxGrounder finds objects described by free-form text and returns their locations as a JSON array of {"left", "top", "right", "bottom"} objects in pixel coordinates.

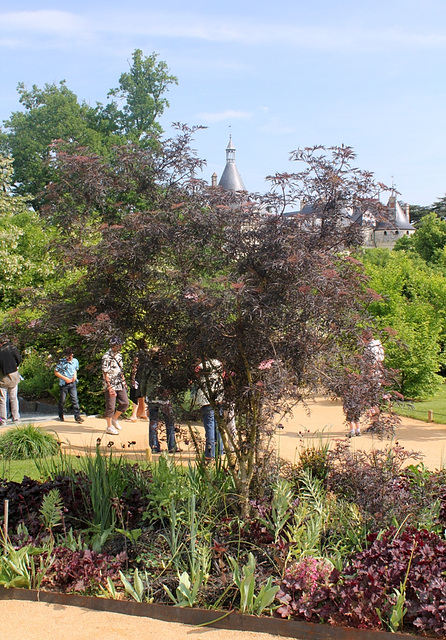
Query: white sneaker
[
  {"left": 112, "top": 419, "right": 122, "bottom": 430},
  {"left": 106, "top": 425, "right": 119, "bottom": 435}
]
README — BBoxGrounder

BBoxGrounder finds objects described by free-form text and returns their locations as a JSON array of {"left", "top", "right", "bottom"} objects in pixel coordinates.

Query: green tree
[
  {"left": 1, "top": 50, "right": 177, "bottom": 203},
  {"left": 0, "top": 155, "right": 56, "bottom": 309},
  {"left": 0, "top": 81, "right": 107, "bottom": 204},
  {"left": 410, "top": 213, "right": 446, "bottom": 264},
  {"left": 431, "top": 196, "right": 446, "bottom": 218},
  {"left": 363, "top": 249, "right": 446, "bottom": 398},
  {"left": 407, "top": 204, "right": 432, "bottom": 225},
  {"left": 1, "top": 81, "right": 108, "bottom": 206},
  {"left": 107, "top": 49, "right": 178, "bottom": 142},
  {"left": 384, "top": 304, "right": 443, "bottom": 399},
  {"left": 408, "top": 196, "right": 446, "bottom": 226}
]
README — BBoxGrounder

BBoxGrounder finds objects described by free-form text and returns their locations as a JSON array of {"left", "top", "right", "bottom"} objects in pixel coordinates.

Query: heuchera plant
[
  {"left": 276, "top": 556, "right": 334, "bottom": 622},
  {"left": 277, "top": 527, "right": 446, "bottom": 636},
  {"left": 331, "top": 527, "right": 446, "bottom": 633},
  {"left": 41, "top": 547, "right": 126, "bottom": 595}
]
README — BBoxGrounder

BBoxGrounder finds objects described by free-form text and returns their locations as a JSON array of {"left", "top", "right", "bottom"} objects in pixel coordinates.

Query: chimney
[{"left": 211, "top": 172, "right": 217, "bottom": 187}]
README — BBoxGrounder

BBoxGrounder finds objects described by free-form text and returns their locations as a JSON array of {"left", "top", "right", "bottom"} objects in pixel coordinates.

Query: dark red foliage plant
[
  {"left": 41, "top": 547, "right": 126, "bottom": 595},
  {"left": 34, "top": 134, "right": 397, "bottom": 516},
  {"left": 325, "top": 442, "right": 425, "bottom": 530},
  {"left": 276, "top": 527, "right": 446, "bottom": 636},
  {"left": 0, "top": 474, "right": 90, "bottom": 536},
  {"left": 332, "top": 527, "right": 446, "bottom": 634}
]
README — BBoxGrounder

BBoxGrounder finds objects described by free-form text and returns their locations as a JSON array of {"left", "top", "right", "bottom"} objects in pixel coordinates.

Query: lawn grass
[
  {"left": 0, "top": 454, "right": 85, "bottom": 482},
  {"left": 0, "top": 450, "right": 153, "bottom": 483},
  {"left": 394, "top": 383, "right": 446, "bottom": 424}
]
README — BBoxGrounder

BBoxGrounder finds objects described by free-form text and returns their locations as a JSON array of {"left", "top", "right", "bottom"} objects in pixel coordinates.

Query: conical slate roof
[{"left": 218, "top": 135, "right": 246, "bottom": 191}]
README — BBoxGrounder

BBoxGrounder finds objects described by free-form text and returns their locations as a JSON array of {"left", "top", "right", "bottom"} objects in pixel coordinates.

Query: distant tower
[{"left": 218, "top": 135, "right": 246, "bottom": 191}]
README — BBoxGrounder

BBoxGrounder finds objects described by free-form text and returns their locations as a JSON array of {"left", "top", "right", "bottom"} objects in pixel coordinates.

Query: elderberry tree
[{"left": 34, "top": 130, "right": 395, "bottom": 515}]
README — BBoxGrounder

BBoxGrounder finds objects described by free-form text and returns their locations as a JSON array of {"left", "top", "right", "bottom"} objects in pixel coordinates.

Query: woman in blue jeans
[
  {"left": 148, "top": 400, "right": 177, "bottom": 453},
  {"left": 194, "top": 359, "right": 225, "bottom": 460},
  {"left": 200, "top": 403, "right": 224, "bottom": 460}
]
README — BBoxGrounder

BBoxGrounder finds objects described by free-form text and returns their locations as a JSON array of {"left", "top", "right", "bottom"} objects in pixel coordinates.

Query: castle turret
[{"left": 218, "top": 135, "right": 246, "bottom": 191}]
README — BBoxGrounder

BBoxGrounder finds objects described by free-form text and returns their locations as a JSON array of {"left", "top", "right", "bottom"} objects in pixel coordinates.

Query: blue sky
[{"left": 1, "top": 0, "right": 446, "bottom": 206}]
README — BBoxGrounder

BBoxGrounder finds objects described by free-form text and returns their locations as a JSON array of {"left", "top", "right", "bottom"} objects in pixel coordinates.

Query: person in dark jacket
[{"left": 0, "top": 334, "right": 21, "bottom": 423}]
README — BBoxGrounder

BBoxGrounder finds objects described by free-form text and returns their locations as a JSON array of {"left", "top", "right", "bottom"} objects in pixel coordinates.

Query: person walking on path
[
  {"left": 54, "top": 347, "right": 84, "bottom": 423},
  {"left": 193, "top": 359, "right": 225, "bottom": 461},
  {"left": 129, "top": 339, "right": 149, "bottom": 421},
  {"left": 102, "top": 337, "right": 129, "bottom": 436},
  {"left": 145, "top": 347, "right": 177, "bottom": 453},
  {"left": 0, "top": 334, "right": 21, "bottom": 424},
  {"left": 364, "top": 330, "right": 385, "bottom": 425}
]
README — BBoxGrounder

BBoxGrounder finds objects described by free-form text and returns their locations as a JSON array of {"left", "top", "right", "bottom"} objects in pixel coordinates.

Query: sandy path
[
  {"left": 0, "top": 600, "right": 283, "bottom": 640},
  {"left": 40, "top": 396, "right": 446, "bottom": 470}
]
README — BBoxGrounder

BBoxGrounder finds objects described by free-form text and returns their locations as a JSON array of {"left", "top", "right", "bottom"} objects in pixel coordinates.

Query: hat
[{"left": 110, "top": 336, "right": 123, "bottom": 346}]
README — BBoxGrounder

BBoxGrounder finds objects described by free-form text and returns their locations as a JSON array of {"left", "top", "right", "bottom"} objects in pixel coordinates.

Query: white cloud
[
  {"left": 197, "top": 110, "right": 253, "bottom": 123},
  {"left": 2, "top": 9, "right": 446, "bottom": 53},
  {"left": 98, "top": 12, "right": 446, "bottom": 51},
  {"left": 0, "top": 10, "right": 86, "bottom": 35}
]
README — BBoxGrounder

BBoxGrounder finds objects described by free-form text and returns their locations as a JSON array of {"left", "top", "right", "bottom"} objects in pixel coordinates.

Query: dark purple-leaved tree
[{"left": 37, "top": 130, "right": 394, "bottom": 515}]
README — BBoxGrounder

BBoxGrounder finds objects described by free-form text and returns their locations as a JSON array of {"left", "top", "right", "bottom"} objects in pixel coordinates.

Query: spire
[{"left": 218, "top": 134, "right": 246, "bottom": 192}]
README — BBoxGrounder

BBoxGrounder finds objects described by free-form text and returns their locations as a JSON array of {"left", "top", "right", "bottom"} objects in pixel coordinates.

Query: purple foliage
[
  {"left": 41, "top": 547, "right": 126, "bottom": 594},
  {"left": 276, "top": 527, "right": 446, "bottom": 636},
  {"left": 0, "top": 470, "right": 151, "bottom": 536},
  {"left": 332, "top": 527, "right": 446, "bottom": 634},
  {"left": 326, "top": 442, "right": 427, "bottom": 529},
  {"left": 276, "top": 556, "right": 335, "bottom": 622},
  {"left": 0, "top": 474, "right": 89, "bottom": 535}
]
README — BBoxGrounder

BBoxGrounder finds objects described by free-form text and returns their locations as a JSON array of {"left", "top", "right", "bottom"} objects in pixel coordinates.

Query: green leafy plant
[
  {"left": 164, "top": 569, "right": 205, "bottom": 608},
  {"left": 144, "top": 455, "right": 191, "bottom": 525},
  {"left": 296, "top": 437, "right": 331, "bottom": 482},
  {"left": 0, "top": 537, "right": 54, "bottom": 590},
  {"left": 283, "top": 469, "right": 327, "bottom": 561},
  {"left": 228, "top": 552, "right": 279, "bottom": 615},
  {"left": 0, "top": 424, "right": 60, "bottom": 459},
  {"left": 39, "top": 488, "right": 63, "bottom": 532},
  {"left": 269, "top": 478, "right": 295, "bottom": 543},
  {"left": 17, "top": 348, "right": 59, "bottom": 400},
  {"left": 119, "top": 567, "right": 146, "bottom": 602},
  {"left": 77, "top": 447, "right": 132, "bottom": 538}
]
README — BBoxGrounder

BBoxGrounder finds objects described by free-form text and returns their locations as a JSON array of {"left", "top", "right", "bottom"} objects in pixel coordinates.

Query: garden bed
[
  {"left": 0, "top": 587, "right": 415, "bottom": 640},
  {"left": 0, "top": 437, "right": 446, "bottom": 638}
]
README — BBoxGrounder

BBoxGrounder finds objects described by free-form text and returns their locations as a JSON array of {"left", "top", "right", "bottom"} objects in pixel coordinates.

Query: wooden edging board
[{"left": 0, "top": 587, "right": 416, "bottom": 640}]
